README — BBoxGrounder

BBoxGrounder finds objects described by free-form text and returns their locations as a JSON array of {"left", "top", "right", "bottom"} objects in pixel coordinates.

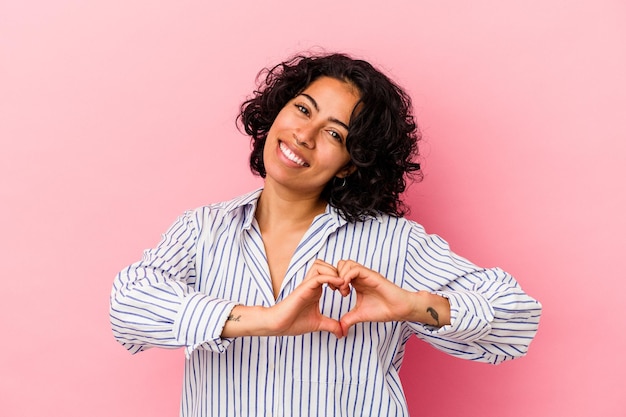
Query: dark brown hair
[{"left": 238, "top": 52, "right": 422, "bottom": 222}]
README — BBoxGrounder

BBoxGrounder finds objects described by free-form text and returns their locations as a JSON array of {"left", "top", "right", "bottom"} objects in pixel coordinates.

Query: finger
[
  {"left": 323, "top": 267, "right": 351, "bottom": 295},
  {"left": 327, "top": 282, "right": 348, "bottom": 293},
  {"left": 314, "top": 259, "right": 335, "bottom": 269},
  {"left": 337, "top": 260, "right": 366, "bottom": 284},
  {"left": 339, "top": 263, "right": 385, "bottom": 292},
  {"left": 300, "top": 272, "right": 345, "bottom": 294},
  {"left": 337, "top": 284, "right": 351, "bottom": 297},
  {"left": 336, "top": 259, "right": 354, "bottom": 276},
  {"left": 317, "top": 317, "right": 344, "bottom": 339},
  {"left": 305, "top": 260, "right": 338, "bottom": 281},
  {"left": 339, "top": 311, "right": 362, "bottom": 335},
  {"left": 336, "top": 261, "right": 363, "bottom": 293}
]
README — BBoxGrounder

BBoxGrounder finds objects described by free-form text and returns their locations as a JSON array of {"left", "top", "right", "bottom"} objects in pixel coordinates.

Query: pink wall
[{"left": 2, "top": 1, "right": 625, "bottom": 416}]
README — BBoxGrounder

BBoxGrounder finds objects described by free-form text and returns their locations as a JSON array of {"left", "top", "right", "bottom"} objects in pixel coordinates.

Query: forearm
[
  {"left": 222, "top": 269, "right": 347, "bottom": 339},
  {"left": 405, "top": 291, "right": 451, "bottom": 327},
  {"left": 111, "top": 267, "right": 237, "bottom": 355},
  {"left": 412, "top": 285, "right": 542, "bottom": 364},
  {"left": 221, "top": 305, "right": 274, "bottom": 338},
  {"left": 110, "top": 273, "right": 190, "bottom": 349}
]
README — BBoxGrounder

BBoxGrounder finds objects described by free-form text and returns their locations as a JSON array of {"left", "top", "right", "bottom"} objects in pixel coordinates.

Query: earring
[{"left": 334, "top": 176, "right": 347, "bottom": 188}]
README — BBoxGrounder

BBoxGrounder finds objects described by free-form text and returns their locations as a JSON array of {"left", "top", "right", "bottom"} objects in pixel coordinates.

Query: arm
[
  {"left": 404, "top": 228, "right": 542, "bottom": 364},
  {"left": 111, "top": 217, "right": 348, "bottom": 356},
  {"left": 110, "top": 209, "right": 237, "bottom": 357},
  {"left": 335, "top": 226, "right": 542, "bottom": 364}
]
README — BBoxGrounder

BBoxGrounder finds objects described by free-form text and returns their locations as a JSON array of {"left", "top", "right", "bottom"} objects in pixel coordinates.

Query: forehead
[
  {"left": 298, "top": 76, "right": 361, "bottom": 120},
  {"left": 301, "top": 76, "right": 360, "bottom": 98}
]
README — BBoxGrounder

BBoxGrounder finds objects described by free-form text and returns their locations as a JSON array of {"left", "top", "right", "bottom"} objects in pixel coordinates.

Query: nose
[{"left": 294, "top": 124, "right": 316, "bottom": 149}]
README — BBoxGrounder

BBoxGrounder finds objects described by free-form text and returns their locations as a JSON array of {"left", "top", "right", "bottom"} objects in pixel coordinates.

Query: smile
[{"left": 279, "top": 142, "right": 309, "bottom": 167}]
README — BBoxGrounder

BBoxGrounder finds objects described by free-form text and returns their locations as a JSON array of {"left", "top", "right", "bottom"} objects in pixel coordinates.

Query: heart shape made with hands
[{"left": 284, "top": 258, "right": 419, "bottom": 338}]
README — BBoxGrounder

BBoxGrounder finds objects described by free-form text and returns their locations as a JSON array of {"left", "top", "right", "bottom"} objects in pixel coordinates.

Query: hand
[
  {"left": 267, "top": 259, "right": 348, "bottom": 338},
  {"left": 336, "top": 260, "right": 417, "bottom": 333},
  {"left": 336, "top": 260, "right": 450, "bottom": 334},
  {"left": 221, "top": 259, "right": 449, "bottom": 339}
]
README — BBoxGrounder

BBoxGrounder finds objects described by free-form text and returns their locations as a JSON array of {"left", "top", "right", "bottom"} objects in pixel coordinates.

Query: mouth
[{"left": 279, "top": 141, "right": 309, "bottom": 167}]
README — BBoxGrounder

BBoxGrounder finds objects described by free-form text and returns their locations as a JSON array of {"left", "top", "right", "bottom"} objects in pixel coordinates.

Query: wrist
[
  {"left": 410, "top": 291, "right": 451, "bottom": 327},
  {"left": 221, "top": 305, "right": 273, "bottom": 337}
]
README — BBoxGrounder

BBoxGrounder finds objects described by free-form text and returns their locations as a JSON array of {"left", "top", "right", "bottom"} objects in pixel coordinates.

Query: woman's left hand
[{"left": 336, "top": 260, "right": 450, "bottom": 334}]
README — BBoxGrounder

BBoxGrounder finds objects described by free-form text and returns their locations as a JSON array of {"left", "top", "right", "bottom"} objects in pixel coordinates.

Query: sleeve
[
  {"left": 109, "top": 209, "right": 238, "bottom": 358},
  {"left": 403, "top": 224, "right": 542, "bottom": 365}
]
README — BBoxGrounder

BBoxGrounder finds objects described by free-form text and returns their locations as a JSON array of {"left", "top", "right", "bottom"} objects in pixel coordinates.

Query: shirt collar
[
  {"left": 220, "top": 188, "right": 263, "bottom": 212},
  {"left": 222, "top": 188, "right": 382, "bottom": 231},
  {"left": 218, "top": 188, "right": 263, "bottom": 230}
]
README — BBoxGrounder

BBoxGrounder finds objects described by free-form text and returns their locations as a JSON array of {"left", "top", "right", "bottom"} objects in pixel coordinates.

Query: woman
[{"left": 110, "top": 53, "right": 542, "bottom": 416}]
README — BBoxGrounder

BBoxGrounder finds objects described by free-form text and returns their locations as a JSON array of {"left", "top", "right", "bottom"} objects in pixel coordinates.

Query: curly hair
[{"left": 238, "top": 52, "right": 422, "bottom": 222}]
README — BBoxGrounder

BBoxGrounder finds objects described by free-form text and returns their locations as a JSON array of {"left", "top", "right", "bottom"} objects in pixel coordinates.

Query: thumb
[
  {"left": 317, "top": 316, "right": 344, "bottom": 339},
  {"left": 339, "top": 310, "right": 362, "bottom": 334}
]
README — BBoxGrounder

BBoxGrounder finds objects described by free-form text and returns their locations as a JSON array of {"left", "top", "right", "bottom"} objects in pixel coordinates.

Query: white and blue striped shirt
[{"left": 110, "top": 189, "right": 541, "bottom": 417}]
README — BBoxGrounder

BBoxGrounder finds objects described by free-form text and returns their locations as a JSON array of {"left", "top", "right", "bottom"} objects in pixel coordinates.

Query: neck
[{"left": 255, "top": 184, "right": 327, "bottom": 232}]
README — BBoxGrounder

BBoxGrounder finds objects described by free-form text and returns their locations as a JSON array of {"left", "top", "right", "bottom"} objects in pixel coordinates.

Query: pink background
[{"left": 2, "top": 1, "right": 625, "bottom": 416}]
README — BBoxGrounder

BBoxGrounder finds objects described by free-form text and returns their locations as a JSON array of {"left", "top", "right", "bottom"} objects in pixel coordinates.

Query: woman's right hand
[{"left": 221, "top": 260, "right": 348, "bottom": 339}]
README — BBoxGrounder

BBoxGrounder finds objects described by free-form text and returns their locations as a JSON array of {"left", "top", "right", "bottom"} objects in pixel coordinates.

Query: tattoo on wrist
[
  {"left": 426, "top": 307, "right": 440, "bottom": 327},
  {"left": 227, "top": 314, "right": 241, "bottom": 322}
]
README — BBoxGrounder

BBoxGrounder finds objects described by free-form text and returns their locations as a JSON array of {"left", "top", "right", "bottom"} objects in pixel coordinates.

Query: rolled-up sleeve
[
  {"left": 110, "top": 208, "right": 236, "bottom": 357},
  {"left": 404, "top": 226, "right": 542, "bottom": 364}
]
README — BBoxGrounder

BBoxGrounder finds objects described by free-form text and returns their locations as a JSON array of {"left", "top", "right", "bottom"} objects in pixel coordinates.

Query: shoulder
[
  {"left": 368, "top": 212, "right": 426, "bottom": 232},
  {"left": 179, "top": 189, "right": 261, "bottom": 232},
  {"left": 343, "top": 212, "right": 428, "bottom": 241}
]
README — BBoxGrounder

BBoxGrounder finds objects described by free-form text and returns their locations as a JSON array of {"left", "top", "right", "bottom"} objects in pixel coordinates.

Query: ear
[{"left": 336, "top": 164, "right": 356, "bottom": 179}]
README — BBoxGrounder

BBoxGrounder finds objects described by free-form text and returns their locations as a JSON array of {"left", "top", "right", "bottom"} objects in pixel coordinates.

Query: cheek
[
  {"left": 337, "top": 148, "right": 353, "bottom": 167},
  {"left": 325, "top": 149, "right": 352, "bottom": 171},
  {"left": 269, "top": 108, "right": 293, "bottom": 130},
  {"left": 261, "top": 137, "right": 274, "bottom": 163}
]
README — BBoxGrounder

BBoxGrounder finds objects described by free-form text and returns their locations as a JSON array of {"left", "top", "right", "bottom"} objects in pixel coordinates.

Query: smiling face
[{"left": 262, "top": 76, "right": 360, "bottom": 199}]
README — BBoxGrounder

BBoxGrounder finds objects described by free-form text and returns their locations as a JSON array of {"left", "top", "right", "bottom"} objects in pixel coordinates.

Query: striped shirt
[{"left": 110, "top": 189, "right": 542, "bottom": 417}]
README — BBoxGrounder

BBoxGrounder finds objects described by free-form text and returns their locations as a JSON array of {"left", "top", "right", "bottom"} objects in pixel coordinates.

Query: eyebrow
[{"left": 300, "top": 93, "right": 351, "bottom": 132}]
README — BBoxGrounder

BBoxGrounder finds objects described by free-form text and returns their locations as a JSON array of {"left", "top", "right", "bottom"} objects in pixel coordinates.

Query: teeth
[{"left": 280, "top": 142, "right": 307, "bottom": 166}]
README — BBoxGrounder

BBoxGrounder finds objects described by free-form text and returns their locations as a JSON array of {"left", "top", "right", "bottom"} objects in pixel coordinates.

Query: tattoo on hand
[
  {"left": 426, "top": 307, "right": 440, "bottom": 327},
  {"left": 227, "top": 314, "right": 241, "bottom": 322}
]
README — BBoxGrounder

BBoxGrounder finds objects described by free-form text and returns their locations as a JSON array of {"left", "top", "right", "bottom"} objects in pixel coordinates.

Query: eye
[
  {"left": 327, "top": 129, "right": 343, "bottom": 143},
  {"left": 294, "top": 104, "right": 310, "bottom": 116}
]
